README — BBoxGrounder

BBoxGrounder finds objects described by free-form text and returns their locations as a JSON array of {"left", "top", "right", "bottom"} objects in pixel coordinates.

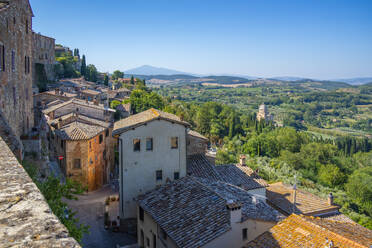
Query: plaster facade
[{"left": 118, "top": 119, "right": 187, "bottom": 219}]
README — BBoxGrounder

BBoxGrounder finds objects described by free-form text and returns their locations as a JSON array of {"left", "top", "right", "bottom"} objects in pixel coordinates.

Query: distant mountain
[
  {"left": 334, "top": 77, "right": 372, "bottom": 85},
  {"left": 125, "top": 65, "right": 191, "bottom": 76},
  {"left": 269, "top": 76, "right": 312, "bottom": 81}
]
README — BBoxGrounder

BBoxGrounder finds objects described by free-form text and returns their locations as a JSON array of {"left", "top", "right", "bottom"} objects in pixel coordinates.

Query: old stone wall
[
  {"left": 32, "top": 32, "right": 56, "bottom": 82},
  {"left": 187, "top": 134, "right": 208, "bottom": 156},
  {"left": 0, "top": 136, "right": 80, "bottom": 247},
  {"left": 0, "top": 0, "right": 34, "bottom": 141}
]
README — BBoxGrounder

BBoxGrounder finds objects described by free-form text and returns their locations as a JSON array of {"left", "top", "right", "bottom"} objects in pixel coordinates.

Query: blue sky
[{"left": 30, "top": 0, "right": 372, "bottom": 79}]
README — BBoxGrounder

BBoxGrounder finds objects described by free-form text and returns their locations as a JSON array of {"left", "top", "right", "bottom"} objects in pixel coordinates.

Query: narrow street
[{"left": 65, "top": 185, "right": 136, "bottom": 248}]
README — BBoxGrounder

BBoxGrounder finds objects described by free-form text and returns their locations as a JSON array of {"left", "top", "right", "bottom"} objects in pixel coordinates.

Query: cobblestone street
[{"left": 65, "top": 185, "right": 136, "bottom": 248}]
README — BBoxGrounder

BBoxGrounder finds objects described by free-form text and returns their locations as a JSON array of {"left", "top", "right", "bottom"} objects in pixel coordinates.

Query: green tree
[
  {"left": 81, "top": 55, "right": 86, "bottom": 76},
  {"left": 103, "top": 73, "right": 109, "bottom": 86},
  {"left": 22, "top": 161, "right": 89, "bottom": 244},
  {"left": 346, "top": 167, "right": 372, "bottom": 216},
  {"left": 85, "top": 64, "right": 98, "bottom": 82},
  {"left": 112, "top": 70, "right": 124, "bottom": 80},
  {"left": 130, "top": 75, "right": 135, "bottom": 85},
  {"left": 318, "top": 164, "right": 345, "bottom": 187}
]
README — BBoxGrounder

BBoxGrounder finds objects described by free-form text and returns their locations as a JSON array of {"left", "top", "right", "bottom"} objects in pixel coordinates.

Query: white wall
[
  {"left": 119, "top": 119, "right": 187, "bottom": 219},
  {"left": 203, "top": 217, "right": 275, "bottom": 248}
]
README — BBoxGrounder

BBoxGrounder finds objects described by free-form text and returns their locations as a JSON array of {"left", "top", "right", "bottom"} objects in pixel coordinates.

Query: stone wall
[
  {"left": 32, "top": 32, "right": 56, "bottom": 82},
  {"left": 0, "top": 0, "right": 34, "bottom": 141},
  {"left": 187, "top": 134, "right": 208, "bottom": 156},
  {"left": 0, "top": 136, "right": 80, "bottom": 247}
]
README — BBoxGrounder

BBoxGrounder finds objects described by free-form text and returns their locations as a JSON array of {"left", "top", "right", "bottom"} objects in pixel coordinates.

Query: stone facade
[
  {"left": 186, "top": 130, "right": 208, "bottom": 156},
  {"left": 256, "top": 104, "right": 273, "bottom": 121},
  {"left": 0, "top": 136, "right": 80, "bottom": 247},
  {"left": 0, "top": 0, "right": 34, "bottom": 143},
  {"left": 52, "top": 126, "right": 113, "bottom": 191},
  {"left": 32, "top": 31, "right": 56, "bottom": 82}
]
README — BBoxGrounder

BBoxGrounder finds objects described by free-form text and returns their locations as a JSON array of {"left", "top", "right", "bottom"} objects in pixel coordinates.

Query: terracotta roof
[
  {"left": 216, "top": 164, "right": 268, "bottom": 191},
  {"left": 42, "top": 99, "right": 114, "bottom": 115},
  {"left": 48, "top": 113, "right": 111, "bottom": 128},
  {"left": 81, "top": 89, "right": 101, "bottom": 96},
  {"left": 186, "top": 154, "right": 222, "bottom": 181},
  {"left": 267, "top": 182, "right": 340, "bottom": 216},
  {"left": 113, "top": 108, "right": 190, "bottom": 135},
  {"left": 54, "top": 121, "right": 105, "bottom": 140},
  {"left": 35, "top": 90, "right": 77, "bottom": 98},
  {"left": 245, "top": 214, "right": 372, "bottom": 248},
  {"left": 138, "top": 177, "right": 282, "bottom": 248},
  {"left": 187, "top": 130, "right": 208, "bottom": 141}
]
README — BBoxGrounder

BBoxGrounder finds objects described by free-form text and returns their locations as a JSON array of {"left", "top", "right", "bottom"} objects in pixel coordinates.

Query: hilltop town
[{"left": 0, "top": 1, "right": 372, "bottom": 248}]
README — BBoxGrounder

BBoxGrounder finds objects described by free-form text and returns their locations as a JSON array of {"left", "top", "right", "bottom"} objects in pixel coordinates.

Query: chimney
[
  {"left": 226, "top": 200, "right": 242, "bottom": 223},
  {"left": 57, "top": 118, "right": 63, "bottom": 129},
  {"left": 239, "top": 155, "right": 246, "bottom": 166},
  {"left": 328, "top": 193, "right": 334, "bottom": 206}
]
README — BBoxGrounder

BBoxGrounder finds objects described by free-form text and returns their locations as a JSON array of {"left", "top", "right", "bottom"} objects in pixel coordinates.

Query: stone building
[
  {"left": 186, "top": 129, "right": 208, "bottom": 156},
  {"left": 0, "top": 0, "right": 34, "bottom": 151},
  {"left": 137, "top": 176, "right": 282, "bottom": 248},
  {"left": 113, "top": 108, "right": 190, "bottom": 221},
  {"left": 256, "top": 104, "right": 273, "bottom": 121},
  {"left": 43, "top": 99, "right": 116, "bottom": 191},
  {"left": 51, "top": 118, "right": 112, "bottom": 191},
  {"left": 32, "top": 31, "right": 56, "bottom": 83}
]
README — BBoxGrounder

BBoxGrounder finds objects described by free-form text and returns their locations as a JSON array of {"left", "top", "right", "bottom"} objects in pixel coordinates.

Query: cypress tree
[{"left": 81, "top": 55, "right": 86, "bottom": 76}]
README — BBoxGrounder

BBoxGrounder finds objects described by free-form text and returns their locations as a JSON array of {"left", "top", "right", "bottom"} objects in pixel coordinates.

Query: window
[
  {"left": 25, "top": 19, "right": 28, "bottom": 34},
  {"left": 146, "top": 237, "right": 150, "bottom": 247},
  {"left": 99, "top": 134, "right": 103, "bottom": 144},
  {"left": 174, "top": 172, "right": 180, "bottom": 180},
  {"left": 60, "top": 140, "right": 64, "bottom": 149},
  {"left": 146, "top": 138, "right": 153, "bottom": 151},
  {"left": 13, "top": 87, "right": 16, "bottom": 106},
  {"left": 13, "top": 17, "right": 16, "bottom": 24},
  {"left": 242, "top": 228, "right": 247, "bottom": 240},
  {"left": 105, "top": 129, "right": 109, "bottom": 137},
  {"left": 160, "top": 228, "right": 167, "bottom": 240},
  {"left": 156, "top": 170, "right": 162, "bottom": 181},
  {"left": 139, "top": 207, "right": 144, "bottom": 221},
  {"left": 11, "top": 50, "right": 15, "bottom": 72},
  {"left": 133, "top": 139, "right": 140, "bottom": 152},
  {"left": 24, "top": 56, "right": 27, "bottom": 73},
  {"left": 0, "top": 43, "right": 4, "bottom": 71},
  {"left": 89, "top": 141, "right": 91, "bottom": 150},
  {"left": 171, "top": 137, "right": 178, "bottom": 149},
  {"left": 73, "top": 159, "right": 81, "bottom": 169}
]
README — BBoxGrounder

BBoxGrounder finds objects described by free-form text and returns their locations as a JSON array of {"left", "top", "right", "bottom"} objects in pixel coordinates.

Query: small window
[
  {"left": 73, "top": 159, "right": 81, "bottom": 169},
  {"left": 139, "top": 207, "right": 144, "bottom": 221},
  {"left": 146, "top": 237, "right": 150, "bottom": 247},
  {"left": 13, "top": 17, "right": 16, "bottom": 24},
  {"left": 146, "top": 138, "right": 153, "bottom": 151},
  {"left": 156, "top": 170, "right": 162, "bottom": 181},
  {"left": 11, "top": 50, "right": 15, "bottom": 72},
  {"left": 171, "top": 137, "right": 178, "bottom": 149},
  {"left": 89, "top": 141, "right": 92, "bottom": 149},
  {"left": 174, "top": 172, "right": 180, "bottom": 180},
  {"left": 25, "top": 19, "right": 28, "bottom": 34},
  {"left": 242, "top": 228, "right": 247, "bottom": 240},
  {"left": 105, "top": 129, "right": 109, "bottom": 137},
  {"left": 133, "top": 139, "right": 140, "bottom": 152},
  {"left": 160, "top": 228, "right": 167, "bottom": 240},
  {"left": 0, "top": 44, "right": 4, "bottom": 71},
  {"left": 60, "top": 140, "right": 64, "bottom": 149},
  {"left": 99, "top": 134, "right": 103, "bottom": 144}
]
